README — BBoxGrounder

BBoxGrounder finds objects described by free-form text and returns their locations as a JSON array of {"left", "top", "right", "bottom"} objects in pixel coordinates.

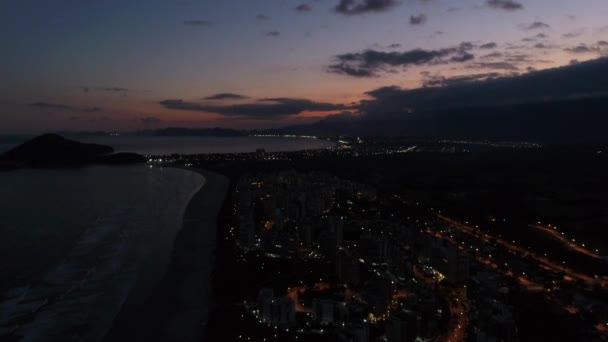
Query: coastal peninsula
[{"left": 0, "top": 134, "right": 146, "bottom": 169}]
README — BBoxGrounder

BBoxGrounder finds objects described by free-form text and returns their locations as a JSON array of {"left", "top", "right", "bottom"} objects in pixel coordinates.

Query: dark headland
[{"left": 0, "top": 133, "right": 146, "bottom": 170}]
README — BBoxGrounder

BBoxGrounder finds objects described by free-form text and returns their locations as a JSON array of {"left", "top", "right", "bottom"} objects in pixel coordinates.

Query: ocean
[
  {"left": 0, "top": 166, "right": 204, "bottom": 341},
  {"left": 0, "top": 135, "right": 335, "bottom": 155},
  {"left": 0, "top": 136, "right": 332, "bottom": 341}
]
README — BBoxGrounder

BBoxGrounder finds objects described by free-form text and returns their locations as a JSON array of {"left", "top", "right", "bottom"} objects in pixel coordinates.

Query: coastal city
[
  {"left": 5, "top": 1, "right": 608, "bottom": 341},
  {"left": 155, "top": 139, "right": 608, "bottom": 342}
]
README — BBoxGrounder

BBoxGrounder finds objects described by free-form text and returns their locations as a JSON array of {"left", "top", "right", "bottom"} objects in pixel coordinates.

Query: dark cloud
[
  {"left": 486, "top": 0, "right": 523, "bottom": 11},
  {"left": 450, "top": 53, "right": 475, "bottom": 62},
  {"left": 522, "top": 21, "right": 550, "bottom": 30},
  {"left": 256, "top": 14, "right": 270, "bottom": 21},
  {"left": 328, "top": 42, "right": 476, "bottom": 77},
  {"left": 28, "top": 102, "right": 73, "bottom": 110},
  {"left": 504, "top": 52, "right": 553, "bottom": 65},
  {"left": 562, "top": 30, "right": 584, "bottom": 39},
  {"left": 564, "top": 43, "right": 608, "bottom": 54},
  {"left": 565, "top": 44, "right": 593, "bottom": 53},
  {"left": 295, "top": 4, "right": 312, "bottom": 12},
  {"left": 183, "top": 20, "right": 213, "bottom": 26},
  {"left": 83, "top": 86, "right": 129, "bottom": 95},
  {"left": 204, "top": 93, "right": 249, "bottom": 100},
  {"left": 423, "top": 72, "right": 501, "bottom": 87},
  {"left": 160, "top": 100, "right": 206, "bottom": 112},
  {"left": 159, "top": 98, "right": 351, "bottom": 118},
  {"left": 327, "top": 64, "right": 375, "bottom": 77},
  {"left": 475, "top": 62, "right": 519, "bottom": 71},
  {"left": 318, "top": 111, "right": 360, "bottom": 123},
  {"left": 141, "top": 116, "right": 161, "bottom": 124},
  {"left": 523, "top": 33, "right": 548, "bottom": 42},
  {"left": 28, "top": 102, "right": 104, "bottom": 112},
  {"left": 459, "top": 41, "right": 475, "bottom": 50},
  {"left": 479, "top": 42, "right": 498, "bottom": 49},
  {"left": 533, "top": 43, "right": 556, "bottom": 49},
  {"left": 365, "top": 86, "right": 408, "bottom": 99},
  {"left": 266, "top": 31, "right": 280, "bottom": 37},
  {"left": 470, "top": 62, "right": 519, "bottom": 70},
  {"left": 503, "top": 53, "right": 533, "bottom": 62},
  {"left": 481, "top": 51, "right": 503, "bottom": 59},
  {"left": 505, "top": 43, "right": 527, "bottom": 50},
  {"left": 409, "top": 14, "right": 427, "bottom": 26},
  {"left": 388, "top": 43, "right": 402, "bottom": 48},
  {"left": 334, "top": 0, "right": 399, "bottom": 16},
  {"left": 359, "top": 57, "right": 608, "bottom": 121}
]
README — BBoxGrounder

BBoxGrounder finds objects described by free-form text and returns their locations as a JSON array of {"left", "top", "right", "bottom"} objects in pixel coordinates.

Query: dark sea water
[
  {"left": 0, "top": 136, "right": 330, "bottom": 341},
  {"left": 0, "top": 166, "right": 204, "bottom": 341},
  {"left": 0, "top": 135, "right": 335, "bottom": 155}
]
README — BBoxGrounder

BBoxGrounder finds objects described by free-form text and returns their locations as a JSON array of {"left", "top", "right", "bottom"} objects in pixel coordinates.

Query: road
[
  {"left": 529, "top": 224, "right": 603, "bottom": 260},
  {"left": 436, "top": 215, "right": 607, "bottom": 287},
  {"left": 412, "top": 265, "right": 469, "bottom": 342}
]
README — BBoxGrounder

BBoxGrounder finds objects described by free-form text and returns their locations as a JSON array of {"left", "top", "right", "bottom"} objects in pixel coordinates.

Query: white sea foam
[{"left": 0, "top": 166, "right": 204, "bottom": 341}]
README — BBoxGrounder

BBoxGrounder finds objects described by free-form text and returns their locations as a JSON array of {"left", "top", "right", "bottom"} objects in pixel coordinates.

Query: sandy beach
[{"left": 103, "top": 168, "right": 229, "bottom": 342}]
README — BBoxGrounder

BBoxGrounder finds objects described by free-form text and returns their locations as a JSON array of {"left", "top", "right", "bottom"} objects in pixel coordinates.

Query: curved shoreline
[{"left": 103, "top": 168, "right": 229, "bottom": 341}]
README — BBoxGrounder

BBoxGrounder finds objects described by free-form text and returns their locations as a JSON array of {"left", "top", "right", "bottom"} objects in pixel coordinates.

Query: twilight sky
[{"left": 2, "top": 0, "right": 608, "bottom": 133}]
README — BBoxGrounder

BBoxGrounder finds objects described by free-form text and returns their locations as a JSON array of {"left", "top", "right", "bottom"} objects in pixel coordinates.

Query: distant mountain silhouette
[
  {"left": 0, "top": 134, "right": 146, "bottom": 169},
  {"left": 256, "top": 97, "right": 608, "bottom": 143},
  {"left": 256, "top": 57, "right": 608, "bottom": 143}
]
